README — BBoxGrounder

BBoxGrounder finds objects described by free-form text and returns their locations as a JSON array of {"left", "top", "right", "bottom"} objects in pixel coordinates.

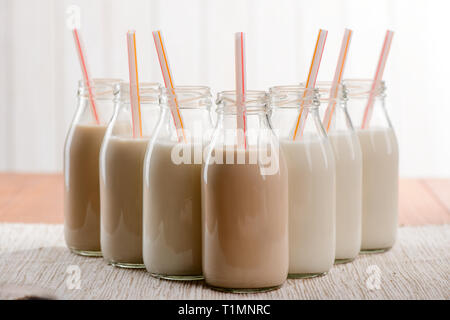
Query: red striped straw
[
  {"left": 72, "top": 28, "right": 100, "bottom": 124},
  {"left": 361, "top": 30, "right": 394, "bottom": 129},
  {"left": 234, "top": 32, "right": 247, "bottom": 149},
  {"left": 126, "top": 30, "right": 142, "bottom": 138},
  {"left": 152, "top": 30, "right": 186, "bottom": 142},
  {"left": 323, "top": 29, "right": 353, "bottom": 132},
  {"left": 292, "top": 29, "right": 328, "bottom": 140}
]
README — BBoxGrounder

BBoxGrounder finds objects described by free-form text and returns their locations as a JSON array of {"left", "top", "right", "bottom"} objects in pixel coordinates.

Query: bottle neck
[
  {"left": 215, "top": 90, "right": 271, "bottom": 132},
  {"left": 155, "top": 86, "right": 214, "bottom": 143},
  {"left": 212, "top": 90, "right": 277, "bottom": 148},
  {"left": 303, "top": 81, "right": 354, "bottom": 134},
  {"left": 268, "top": 86, "right": 326, "bottom": 141},
  {"left": 343, "top": 79, "right": 391, "bottom": 130},
  {"left": 76, "top": 79, "right": 121, "bottom": 125}
]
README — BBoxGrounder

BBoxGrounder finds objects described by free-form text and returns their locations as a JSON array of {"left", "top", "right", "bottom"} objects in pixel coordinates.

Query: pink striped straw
[
  {"left": 361, "top": 30, "right": 394, "bottom": 129},
  {"left": 292, "top": 29, "right": 328, "bottom": 140},
  {"left": 323, "top": 28, "right": 353, "bottom": 132},
  {"left": 235, "top": 32, "right": 247, "bottom": 149},
  {"left": 126, "top": 30, "right": 142, "bottom": 138},
  {"left": 152, "top": 30, "right": 185, "bottom": 142},
  {"left": 72, "top": 28, "right": 99, "bottom": 124}
]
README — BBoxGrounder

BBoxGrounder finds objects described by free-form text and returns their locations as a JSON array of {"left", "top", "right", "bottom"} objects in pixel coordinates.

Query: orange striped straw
[
  {"left": 323, "top": 29, "right": 353, "bottom": 132},
  {"left": 152, "top": 30, "right": 186, "bottom": 142},
  {"left": 126, "top": 30, "right": 142, "bottom": 138},
  {"left": 235, "top": 32, "right": 247, "bottom": 149},
  {"left": 361, "top": 30, "right": 394, "bottom": 129},
  {"left": 292, "top": 29, "right": 328, "bottom": 140},
  {"left": 72, "top": 28, "right": 99, "bottom": 124}
]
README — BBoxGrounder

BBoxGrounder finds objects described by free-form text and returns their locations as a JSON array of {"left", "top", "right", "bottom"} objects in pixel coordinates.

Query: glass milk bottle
[
  {"left": 100, "top": 83, "right": 161, "bottom": 268},
  {"left": 64, "top": 78, "right": 121, "bottom": 256},
  {"left": 310, "top": 82, "right": 363, "bottom": 263},
  {"left": 143, "top": 86, "right": 213, "bottom": 280},
  {"left": 268, "top": 86, "right": 336, "bottom": 278},
  {"left": 343, "top": 79, "right": 399, "bottom": 253},
  {"left": 202, "top": 91, "right": 289, "bottom": 292}
]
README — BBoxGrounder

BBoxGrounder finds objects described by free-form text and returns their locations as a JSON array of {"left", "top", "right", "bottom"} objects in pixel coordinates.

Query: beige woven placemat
[{"left": 0, "top": 223, "right": 448, "bottom": 300}]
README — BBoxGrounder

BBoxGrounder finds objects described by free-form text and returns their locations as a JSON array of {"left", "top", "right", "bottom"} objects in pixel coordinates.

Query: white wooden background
[{"left": 0, "top": 0, "right": 449, "bottom": 177}]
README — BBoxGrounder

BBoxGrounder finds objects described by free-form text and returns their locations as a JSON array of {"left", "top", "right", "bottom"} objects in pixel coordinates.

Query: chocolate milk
[
  {"left": 64, "top": 124, "right": 107, "bottom": 255},
  {"left": 202, "top": 148, "right": 289, "bottom": 290},
  {"left": 100, "top": 136, "right": 149, "bottom": 267},
  {"left": 357, "top": 127, "right": 398, "bottom": 251},
  {"left": 143, "top": 141, "right": 203, "bottom": 278}
]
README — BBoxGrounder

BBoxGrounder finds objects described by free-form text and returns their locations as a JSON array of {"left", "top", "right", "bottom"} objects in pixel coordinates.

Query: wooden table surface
[{"left": 0, "top": 173, "right": 449, "bottom": 226}]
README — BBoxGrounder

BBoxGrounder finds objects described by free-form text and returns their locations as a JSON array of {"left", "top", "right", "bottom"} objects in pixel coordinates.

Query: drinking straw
[
  {"left": 235, "top": 32, "right": 247, "bottom": 149},
  {"left": 292, "top": 29, "right": 328, "bottom": 140},
  {"left": 361, "top": 30, "right": 394, "bottom": 129},
  {"left": 72, "top": 28, "right": 99, "bottom": 124},
  {"left": 323, "top": 29, "right": 352, "bottom": 132},
  {"left": 152, "top": 30, "right": 186, "bottom": 142},
  {"left": 126, "top": 30, "right": 142, "bottom": 138}
]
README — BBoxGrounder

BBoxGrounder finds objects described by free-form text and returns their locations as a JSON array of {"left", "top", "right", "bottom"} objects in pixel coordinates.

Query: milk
[
  {"left": 202, "top": 148, "right": 289, "bottom": 290},
  {"left": 357, "top": 127, "right": 399, "bottom": 251},
  {"left": 328, "top": 132, "right": 362, "bottom": 261},
  {"left": 100, "top": 136, "right": 149, "bottom": 267},
  {"left": 143, "top": 141, "right": 202, "bottom": 278},
  {"left": 64, "top": 124, "right": 107, "bottom": 255},
  {"left": 281, "top": 137, "right": 336, "bottom": 276}
]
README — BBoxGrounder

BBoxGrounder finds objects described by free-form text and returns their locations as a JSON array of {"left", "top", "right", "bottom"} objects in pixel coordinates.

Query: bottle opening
[
  {"left": 117, "top": 82, "right": 161, "bottom": 104},
  {"left": 268, "top": 85, "right": 318, "bottom": 109},
  {"left": 78, "top": 78, "right": 123, "bottom": 100},
  {"left": 343, "top": 79, "right": 386, "bottom": 99},
  {"left": 216, "top": 90, "right": 267, "bottom": 114},
  {"left": 161, "top": 86, "right": 212, "bottom": 109}
]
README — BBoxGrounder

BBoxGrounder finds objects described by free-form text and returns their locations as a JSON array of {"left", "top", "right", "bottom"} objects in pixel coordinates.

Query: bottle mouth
[
  {"left": 215, "top": 90, "right": 267, "bottom": 115},
  {"left": 117, "top": 82, "right": 161, "bottom": 104},
  {"left": 268, "top": 85, "right": 318, "bottom": 109},
  {"left": 298, "top": 81, "right": 343, "bottom": 103},
  {"left": 342, "top": 79, "right": 386, "bottom": 98},
  {"left": 161, "top": 86, "right": 213, "bottom": 109},
  {"left": 78, "top": 78, "right": 123, "bottom": 100}
]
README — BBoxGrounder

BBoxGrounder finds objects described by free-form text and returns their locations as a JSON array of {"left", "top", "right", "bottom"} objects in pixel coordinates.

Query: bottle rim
[
  {"left": 117, "top": 82, "right": 161, "bottom": 104},
  {"left": 215, "top": 90, "right": 267, "bottom": 114},
  {"left": 268, "top": 85, "right": 318, "bottom": 109},
  {"left": 161, "top": 86, "right": 213, "bottom": 109},
  {"left": 78, "top": 78, "right": 123, "bottom": 100},
  {"left": 342, "top": 78, "right": 386, "bottom": 99}
]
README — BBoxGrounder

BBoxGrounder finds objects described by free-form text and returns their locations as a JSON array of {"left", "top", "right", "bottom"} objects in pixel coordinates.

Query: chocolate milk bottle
[
  {"left": 100, "top": 83, "right": 160, "bottom": 267},
  {"left": 202, "top": 91, "right": 289, "bottom": 292},
  {"left": 64, "top": 79, "right": 120, "bottom": 256},
  {"left": 143, "top": 86, "right": 213, "bottom": 279}
]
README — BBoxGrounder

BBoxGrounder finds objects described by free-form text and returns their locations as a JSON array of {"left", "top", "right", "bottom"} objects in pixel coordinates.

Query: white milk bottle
[
  {"left": 309, "top": 82, "right": 363, "bottom": 263},
  {"left": 143, "top": 86, "right": 213, "bottom": 280},
  {"left": 344, "top": 80, "right": 399, "bottom": 253},
  {"left": 269, "top": 86, "right": 336, "bottom": 278}
]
